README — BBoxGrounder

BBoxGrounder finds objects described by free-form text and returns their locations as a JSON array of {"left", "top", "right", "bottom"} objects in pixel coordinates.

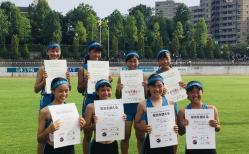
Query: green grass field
[{"left": 0, "top": 76, "right": 249, "bottom": 154}]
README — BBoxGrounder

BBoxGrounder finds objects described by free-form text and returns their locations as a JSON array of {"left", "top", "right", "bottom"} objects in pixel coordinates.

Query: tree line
[{"left": 0, "top": 0, "right": 248, "bottom": 60}]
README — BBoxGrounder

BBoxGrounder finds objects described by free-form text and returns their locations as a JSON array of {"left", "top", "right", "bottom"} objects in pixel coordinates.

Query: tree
[
  {"left": 171, "top": 35, "right": 180, "bottom": 57},
  {"left": 195, "top": 18, "right": 208, "bottom": 48},
  {"left": 128, "top": 4, "right": 153, "bottom": 22},
  {"left": 174, "top": 3, "right": 191, "bottom": 26},
  {"left": 11, "top": 35, "right": 19, "bottom": 59},
  {"left": 28, "top": 0, "right": 51, "bottom": 43},
  {"left": 72, "top": 35, "right": 80, "bottom": 57},
  {"left": 124, "top": 16, "right": 138, "bottom": 50},
  {"left": 188, "top": 39, "right": 197, "bottom": 59},
  {"left": 205, "top": 37, "right": 214, "bottom": 59},
  {"left": 151, "top": 22, "right": 163, "bottom": 55},
  {"left": 173, "top": 21, "right": 184, "bottom": 39},
  {"left": 134, "top": 10, "right": 146, "bottom": 57},
  {"left": 65, "top": 3, "right": 98, "bottom": 43},
  {"left": 222, "top": 44, "right": 230, "bottom": 60},
  {"left": 213, "top": 42, "right": 221, "bottom": 58},
  {"left": 111, "top": 35, "right": 118, "bottom": 58},
  {"left": 0, "top": 9, "right": 8, "bottom": 45},
  {"left": 107, "top": 10, "right": 124, "bottom": 51},
  {"left": 42, "top": 11, "right": 62, "bottom": 44},
  {"left": 1, "top": 2, "right": 31, "bottom": 43},
  {"left": 75, "top": 21, "right": 87, "bottom": 44},
  {"left": 21, "top": 44, "right": 29, "bottom": 59}
]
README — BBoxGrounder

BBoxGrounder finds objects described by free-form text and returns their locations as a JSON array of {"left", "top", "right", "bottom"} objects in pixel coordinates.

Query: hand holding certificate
[
  {"left": 94, "top": 99, "right": 125, "bottom": 142},
  {"left": 160, "top": 68, "right": 187, "bottom": 102},
  {"left": 87, "top": 61, "right": 109, "bottom": 94},
  {"left": 147, "top": 105, "right": 178, "bottom": 148},
  {"left": 185, "top": 109, "right": 216, "bottom": 149},
  {"left": 44, "top": 60, "right": 67, "bottom": 94},
  {"left": 48, "top": 103, "right": 81, "bottom": 149},
  {"left": 120, "top": 70, "right": 145, "bottom": 103}
]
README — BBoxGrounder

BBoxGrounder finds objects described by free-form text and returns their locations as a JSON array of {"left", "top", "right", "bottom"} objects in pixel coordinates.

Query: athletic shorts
[
  {"left": 44, "top": 143, "right": 74, "bottom": 154},
  {"left": 124, "top": 103, "right": 138, "bottom": 121},
  {"left": 90, "top": 140, "right": 118, "bottom": 154},
  {"left": 185, "top": 149, "right": 217, "bottom": 154},
  {"left": 143, "top": 135, "right": 174, "bottom": 154}
]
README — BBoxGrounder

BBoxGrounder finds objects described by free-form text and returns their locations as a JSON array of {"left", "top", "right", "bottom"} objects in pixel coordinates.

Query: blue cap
[
  {"left": 125, "top": 51, "right": 139, "bottom": 61},
  {"left": 186, "top": 81, "right": 203, "bottom": 92},
  {"left": 48, "top": 43, "right": 60, "bottom": 50},
  {"left": 88, "top": 42, "right": 102, "bottom": 52},
  {"left": 51, "top": 78, "right": 69, "bottom": 90},
  {"left": 157, "top": 49, "right": 170, "bottom": 59},
  {"left": 95, "top": 79, "right": 111, "bottom": 91},
  {"left": 148, "top": 74, "right": 164, "bottom": 86}
]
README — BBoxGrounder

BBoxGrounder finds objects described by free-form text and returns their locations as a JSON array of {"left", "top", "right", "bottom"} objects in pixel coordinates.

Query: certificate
[
  {"left": 160, "top": 68, "right": 187, "bottom": 102},
  {"left": 94, "top": 99, "right": 125, "bottom": 142},
  {"left": 87, "top": 61, "right": 109, "bottom": 94},
  {"left": 48, "top": 103, "right": 80, "bottom": 149},
  {"left": 185, "top": 109, "right": 216, "bottom": 149},
  {"left": 147, "top": 105, "right": 178, "bottom": 148},
  {"left": 44, "top": 60, "right": 67, "bottom": 94},
  {"left": 120, "top": 70, "right": 145, "bottom": 103}
]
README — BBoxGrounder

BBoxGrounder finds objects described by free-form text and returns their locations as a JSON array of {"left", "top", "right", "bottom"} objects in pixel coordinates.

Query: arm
[
  {"left": 142, "top": 74, "right": 148, "bottom": 98},
  {"left": 84, "top": 104, "right": 95, "bottom": 132},
  {"left": 177, "top": 108, "right": 188, "bottom": 136},
  {"left": 66, "top": 71, "right": 71, "bottom": 91},
  {"left": 134, "top": 102, "right": 151, "bottom": 133},
  {"left": 34, "top": 67, "right": 46, "bottom": 93},
  {"left": 77, "top": 68, "right": 88, "bottom": 93},
  {"left": 209, "top": 106, "right": 221, "bottom": 132},
  {"left": 37, "top": 109, "right": 61, "bottom": 143},
  {"left": 115, "top": 77, "right": 123, "bottom": 99}
]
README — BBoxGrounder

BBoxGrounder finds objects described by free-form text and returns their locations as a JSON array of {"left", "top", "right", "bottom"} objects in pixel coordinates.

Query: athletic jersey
[
  {"left": 40, "top": 88, "right": 53, "bottom": 109},
  {"left": 186, "top": 103, "right": 208, "bottom": 109},
  {"left": 144, "top": 96, "right": 169, "bottom": 124}
]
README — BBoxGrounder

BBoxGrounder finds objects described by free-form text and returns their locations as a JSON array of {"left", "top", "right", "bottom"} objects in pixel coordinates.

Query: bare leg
[
  {"left": 37, "top": 143, "right": 44, "bottom": 154},
  {"left": 83, "top": 129, "right": 93, "bottom": 154},
  {"left": 121, "top": 121, "right": 133, "bottom": 154},
  {"left": 135, "top": 121, "right": 145, "bottom": 154}
]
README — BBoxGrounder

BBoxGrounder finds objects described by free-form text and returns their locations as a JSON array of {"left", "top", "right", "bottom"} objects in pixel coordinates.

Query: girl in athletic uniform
[
  {"left": 84, "top": 79, "right": 125, "bottom": 154},
  {"left": 115, "top": 51, "right": 146, "bottom": 154},
  {"left": 77, "top": 41, "right": 113, "bottom": 154},
  {"left": 37, "top": 77, "right": 85, "bottom": 154},
  {"left": 34, "top": 43, "right": 70, "bottom": 154},
  {"left": 177, "top": 81, "right": 220, "bottom": 154},
  {"left": 135, "top": 74, "right": 178, "bottom": 154}
]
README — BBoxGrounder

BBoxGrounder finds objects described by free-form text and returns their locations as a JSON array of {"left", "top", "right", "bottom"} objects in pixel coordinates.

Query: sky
[{"left": 0, "top": 0, "right": 200, "bottom": 18}]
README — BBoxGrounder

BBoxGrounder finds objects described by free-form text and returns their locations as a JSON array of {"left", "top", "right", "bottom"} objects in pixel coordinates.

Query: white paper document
[
  {"left": 160, "top": 68, "right": 187, "bottom": 102},
  {"left": 44, "top": 60, "right": 67, "bottom": 94},
  {"left": 185, "top": 109, "right": 216, "bottom": 149},
  {"left": 94, "top": 99, "right": 125, "bottom": 142},
  {"left": 87, "top": 61, "right": 109, "bottom": 94},
  {"left": 147, "top": 105, "right": 178, "bottom": 148},
  {"left": 48, "top": 103, "right": 80, "bottom": 149},
  {"left": 120, "top": 70, "right": 145, "bottom": 103}
]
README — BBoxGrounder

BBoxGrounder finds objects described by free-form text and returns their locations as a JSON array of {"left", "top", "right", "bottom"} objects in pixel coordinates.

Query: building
[
  {"left": 155, "top": 0, "right": 181, "bottom": 19},
  {"left": 211, "top": 0, "right": 249, "bottom": 44},
  {"left": 18, "top": 7, "right": 29, "bottom": 16},
  {"left": 189, "top": 0, "right": 249, "bottom": 45}
]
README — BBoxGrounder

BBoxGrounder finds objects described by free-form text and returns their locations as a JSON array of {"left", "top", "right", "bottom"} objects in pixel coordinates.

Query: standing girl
[
  {"left": 77, "top": 41, "right": 112, "bottom": 154},
  {"left": 177, "top": 81, "right": 220, "bottom": 154},
  {"left": 84, "top": 79, "right": 125, "bottom": 154},
  {"left": 34, "top": 43, "right": 70, "bottom": 154},
  {"left": 115, "top": 51, "right": 146, "bottom": 154},
  {"left": 135, "top": 74, "right": 178, "bottom": 154},
  {"left": 37, "top": 77, "right": 85, "bottom": 154}
]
